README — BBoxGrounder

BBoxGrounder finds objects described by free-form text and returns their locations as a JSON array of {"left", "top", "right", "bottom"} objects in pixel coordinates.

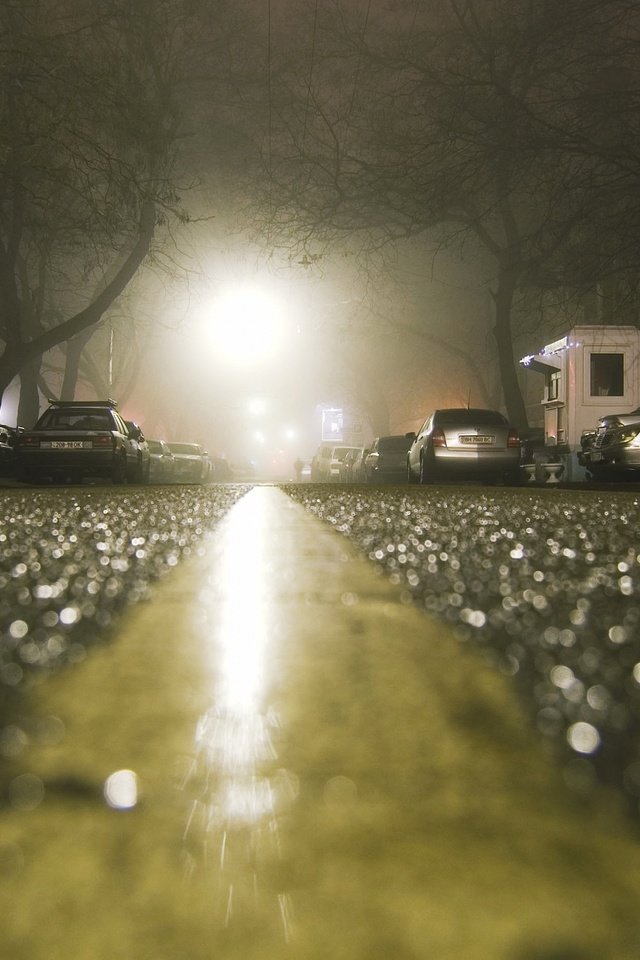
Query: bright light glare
[
  {"left": 207, "top": 286, "right": 285, "bottom": 366},
  {"left": 248, "top": 397, "right": 267, "bottom": 416}
]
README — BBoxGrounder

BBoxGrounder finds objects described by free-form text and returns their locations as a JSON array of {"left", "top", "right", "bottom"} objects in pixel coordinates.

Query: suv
[{"left": 17, "top": 399, "right": 149, "bottom": 484}]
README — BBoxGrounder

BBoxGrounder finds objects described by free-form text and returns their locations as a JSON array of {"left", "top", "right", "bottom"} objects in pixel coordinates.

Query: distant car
[
  {"left": 579, "top": 409, "right": 640, "bottom": 480},
  {"left": 210, "top": 457, "right": 232, "bottom": 481},
  {"left": 229, "top": 459, "right": 257, "bottom": 481},
  {"left": 314, "top": 444, "right": 362, "bottom": 482},
  {"left": 351, "top": 446, "right": 371, "bottom": 482},
  {"left": 147, "top": 439, "right": 175, "bottom": 482},
  {"left": 407, "top": 408, "right": 521, "bottom": 485},
  {"left": 339, "top": 447, "right": 364, "bottom": 482},
  {"left": 168, "top": 442, "right": 208, "bottom": 483},
  {"left": 364, "top": 435, "right": 413, "bottom": 483},
  {"left": 16, "top": 399, "right": 148, "bottom": 484}
]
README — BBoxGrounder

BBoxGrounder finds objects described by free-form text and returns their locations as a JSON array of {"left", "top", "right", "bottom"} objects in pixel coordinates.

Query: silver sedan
[{"left": 407, "top": 408, "right": 521, "bottom": 485}]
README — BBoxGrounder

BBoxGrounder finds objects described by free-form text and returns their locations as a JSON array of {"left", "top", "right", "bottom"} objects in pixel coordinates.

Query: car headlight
[{"left": 618, "top": 428, "right": 640, "bottom": 446}]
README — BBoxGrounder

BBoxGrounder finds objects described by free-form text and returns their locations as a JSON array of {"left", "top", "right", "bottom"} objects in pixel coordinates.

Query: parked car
[
  {"left": 147, "top": 439, "right": 175, "bottom": 483},
  {"left": 314, "top": 443, "right": 362, "bottom": 482},
  {"left": 0, "top": 424, "right": 20, "bottom": 477},
  {"left": 16, "top": 399, "right": 149, "bottom": 484},
  {"left": 364, "top": 435, "right": 413, "bottom": 483},
  {"left": 210, "top": 457, "right": 232, "bottom": 481},
  {"left": 351, "top": 446, "right": 371, "bottom": 483},
  {"left": 123, "top": 420, "right": 151, "bottom": 483},
  {"left": 168, "top": 442, "right": 209, "bottom": 483},
  {"left": 579, "top": 409, "right": 640, "bottom": 480},
  {"left": 407, "top": 408, "right": 521, "bottom": 485},
  {"left": 339, "top": 447, "right": 364, "bottom": 482}
]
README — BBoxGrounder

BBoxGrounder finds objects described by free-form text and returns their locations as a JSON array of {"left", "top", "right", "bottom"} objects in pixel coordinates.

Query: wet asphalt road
[
  {"left": 282, "top": 482, "right": 640, "bottom": 815},
  {"left": 1, "top": 480, "right": 640, "bottom": 816}
]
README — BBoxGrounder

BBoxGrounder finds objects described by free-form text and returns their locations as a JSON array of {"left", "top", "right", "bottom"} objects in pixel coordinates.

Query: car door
[{"left": 409, "top": 416, "right": 431, "bottom": 473}]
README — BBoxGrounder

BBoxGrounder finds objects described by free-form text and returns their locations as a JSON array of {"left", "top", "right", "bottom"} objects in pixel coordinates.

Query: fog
[{"left": 2, "top": 0, "right": 636, "bottom": 474}]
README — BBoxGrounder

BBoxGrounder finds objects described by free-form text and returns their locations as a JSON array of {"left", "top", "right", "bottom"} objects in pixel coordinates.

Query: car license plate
[
  {"left": 459, "top": 435, "right": 493, "bottom": 444},
  {"left": 47, "top": 440, "right": 87, "bottom": 449},
  {"left": 589, "top": 451, "right": 603, "bottom": 462}
]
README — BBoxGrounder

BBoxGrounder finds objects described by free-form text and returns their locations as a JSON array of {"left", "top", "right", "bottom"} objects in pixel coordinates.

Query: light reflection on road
[{"left": 182, "top": 488, "right": 295, "bottom": 942}]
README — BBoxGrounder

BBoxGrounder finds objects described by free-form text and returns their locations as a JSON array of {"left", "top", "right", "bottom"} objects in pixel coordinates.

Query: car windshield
[{"left": 436, "top": 409, "right": 507, "bottom": 426}]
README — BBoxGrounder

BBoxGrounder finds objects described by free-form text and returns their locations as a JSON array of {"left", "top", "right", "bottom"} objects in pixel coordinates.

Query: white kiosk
[{"left": 520, "top": 325, "right": 640, "bottom": 480}]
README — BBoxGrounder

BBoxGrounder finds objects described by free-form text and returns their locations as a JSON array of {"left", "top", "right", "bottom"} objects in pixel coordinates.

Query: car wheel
[{"left": 112, "top": 452, "right": 127, "bottom": 484}]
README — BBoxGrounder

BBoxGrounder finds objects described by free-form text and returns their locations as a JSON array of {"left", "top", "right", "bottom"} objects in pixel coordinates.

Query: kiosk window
[
  {"left": 548, "top": 370, "right": 560, "bottom": 400},
  {"left": 590, "top": 353, "right": 624, "bottom": 397}
]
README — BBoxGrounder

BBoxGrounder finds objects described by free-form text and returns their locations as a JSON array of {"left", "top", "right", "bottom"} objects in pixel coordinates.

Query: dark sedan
[
  {"left": 16, "top": 399, "right": 148, "bottom": 484},
  {"left": 147, "top": 439, "right": 175, "bottom": 483},
  {"left": 407, "top": 408, "right": 521, "bottom": 485},
  {"left": 364, "top": 435, "right": 413, "bottom": 483},
  {"left": 168, "top": 442, "right": 208, "bottom": 483}
]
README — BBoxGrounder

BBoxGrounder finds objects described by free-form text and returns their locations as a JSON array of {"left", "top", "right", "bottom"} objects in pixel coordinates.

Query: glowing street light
[{"left": 205, "top": 286, "right": 285, "bottom": 367}]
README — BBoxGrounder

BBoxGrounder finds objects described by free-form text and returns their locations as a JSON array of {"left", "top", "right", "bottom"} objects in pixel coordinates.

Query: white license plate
[
  {"left": 459, "top": 435, "right": 493, "bottom": 444},
  {"left": 48, "top": 440, "right": 86, "bottom": 449}
]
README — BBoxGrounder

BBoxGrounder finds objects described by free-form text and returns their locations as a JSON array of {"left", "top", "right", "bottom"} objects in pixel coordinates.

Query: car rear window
[
  {"left": 37, "top": 409, "right": 112, "bottom": 430},
  {"left": 378, "top": 436, "right": 413, "bottom": 451},
  {"left": 436, "top": 409, "right": 507, "bottom": 426},
  {"left": 333, "top": 447, "right": 359, "bottom": 460}
]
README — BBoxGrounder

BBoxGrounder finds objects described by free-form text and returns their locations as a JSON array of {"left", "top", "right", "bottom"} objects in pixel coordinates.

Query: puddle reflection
[{"left": 182, "top": 490, "right": 295, "bottom": 940}]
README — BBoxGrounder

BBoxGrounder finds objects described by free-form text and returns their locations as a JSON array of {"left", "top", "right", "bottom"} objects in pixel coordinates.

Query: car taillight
[
  {"left": 19, "top": 435, "right": 39, "bottom": 448},
  {"left": 431, "top": 428, "right": 446, "bottom": 447},
  {"left": 92, "top": 436, "right": 114, "bottom": 447},
  {"left": 507, "top": 429, "right": 520, "bottom": 448}
]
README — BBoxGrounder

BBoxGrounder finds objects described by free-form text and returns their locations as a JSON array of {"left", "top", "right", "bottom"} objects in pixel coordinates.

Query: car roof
[{"left": 47, "top": 398, "right": 119, "bottom": 408}]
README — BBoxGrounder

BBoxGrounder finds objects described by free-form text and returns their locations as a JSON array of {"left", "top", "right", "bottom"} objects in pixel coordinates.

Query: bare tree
[
  {"left": 0, "top": 0, "right": 190, "bottom": 421},
  {"left": 243, "top": 0, "right": 640, "bottom": 429}
]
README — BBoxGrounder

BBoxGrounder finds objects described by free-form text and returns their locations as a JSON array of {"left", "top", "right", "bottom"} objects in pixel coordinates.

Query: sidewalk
[{"left": 3, "top": 486, "right": 640, "bottom": 960}]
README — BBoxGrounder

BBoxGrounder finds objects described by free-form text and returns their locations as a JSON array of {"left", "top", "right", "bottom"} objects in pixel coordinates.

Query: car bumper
[
  {"left": 172, "top": 460, "right": 204, "bottom": 482},
  {"left": 17, "top": 450, "right": 117, "bottom": 479},
  {"left": 433, "top": 449, "right": 521, "bottom": 476},
  {"left": 587, "top": 446, "right": 640, "bottom": 473}
]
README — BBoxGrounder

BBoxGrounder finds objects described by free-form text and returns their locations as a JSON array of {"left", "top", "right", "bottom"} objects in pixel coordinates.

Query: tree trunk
[
  {"left": 0, "top": 200, "right": 155, "bottom": 407},
  {"left": 492, "top": 268, "right": 529, "bottom": 431},
  {"left": 17, "top": 358, "right": 41, "bottom": 428},
  {"left": 61, "top": 330, "right": 93, "bottom": 401}
]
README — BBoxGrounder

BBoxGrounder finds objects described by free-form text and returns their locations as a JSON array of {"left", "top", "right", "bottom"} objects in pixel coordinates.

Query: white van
[{"left": 313, "top": 444, "right": 361, "bottom": 482}]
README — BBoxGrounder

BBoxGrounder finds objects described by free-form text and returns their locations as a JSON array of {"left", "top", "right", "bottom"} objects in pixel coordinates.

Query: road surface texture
[{"left": 1, "top": 484, "right": 640, "bottom": 960}]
